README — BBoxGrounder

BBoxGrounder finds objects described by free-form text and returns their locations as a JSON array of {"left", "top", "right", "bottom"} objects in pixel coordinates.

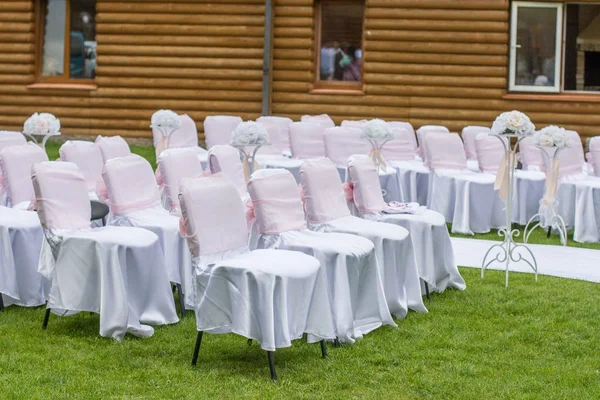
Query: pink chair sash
[
  {"left": 247, "top": 169, "right": 307, "bottom": 234},
  {"left": 32, "top": 161, "right": 91, "bottom": 230},
  {"left": 102, "top": 154, "right": 161, "bottom": 215},
  {"left": 299, "top": 158, "right": 351, "bottom": 223},
  {"left": 289, "top": 122, "right": 327, "bottom": 159},
  {"left": 157, "top": 148, "right": 204, "bottom": 212},
  {"left": 382, "top": 127, "right": 417, "bottom": 162},
  {"left": 425, "top": 133, "right": 468, "bottom": 170},
  {"left": 203, "top": 115, "right": 242, "bottom": 150},
  {"left": 347, "top": 156, "right": 386, "bottom": 214},
  {"left": 300, "top": 114, "right": 335, "bottom": 128},
  {"left": 208, "top": 145, "right": 247, "bottom": 197},
  {"left": 416, "top": 125, "right": 450, "bottom": 158},
  {"left": 95, "top": 135, "right": 131, "bottom": 163},
  {"left": 340, "top": 120, "right": 367, "bottom": 128},
  {"left": 256, "top": 116, "right": 293, "bottom": 151},
  {"left": 518, "top": 137, "right": 544, "bottom": 170},
  {"left": 323, "top": 127, "right": 371, "bottom": 166},
  {"left": 462, "top": 126, "right": 491, "bottom": 160},
  {"left": 59, "top": 140, "right": 104, "bottom": 192},
  {"left": 475, "top": 134, "right": 505, "bottom": 173},
  {"left": 0, "top": 143, "right": 49, "bottom": 206},
  {"left": 590, "top": 137, "right": 600, "bottom": 177},
  {"left": 178, "top": 174, "right": 248, "bottom": 257}
]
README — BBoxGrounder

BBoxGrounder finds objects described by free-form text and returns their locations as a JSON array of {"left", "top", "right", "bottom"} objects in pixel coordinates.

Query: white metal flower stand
[{"left": 22, "top": 131, "right": 61, "bottom": 149}]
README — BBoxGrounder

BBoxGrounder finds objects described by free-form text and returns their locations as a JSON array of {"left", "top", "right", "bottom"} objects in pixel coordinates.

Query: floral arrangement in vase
[
  {"left": 23, "top": 113, "right": 61, "bottom": 147},
  {"left": 533, "top": 125, "right": 568, "bottom": 148},
  {"left": 491, "top": 111, "right": 535, "bottom": 136},
  {"left": 150, "top": 109, "right": 181, "bottom": 157},
  {"left": 361, "top": 119, "right": 394, "bottom": 173},
  {"left": 230, "top": 121, "right": 270, "bottom": 177}
]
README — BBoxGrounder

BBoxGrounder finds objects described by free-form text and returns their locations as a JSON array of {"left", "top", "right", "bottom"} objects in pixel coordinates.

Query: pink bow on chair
[{"left": 342, "top": 182, "right": 355, "bottom": 202}]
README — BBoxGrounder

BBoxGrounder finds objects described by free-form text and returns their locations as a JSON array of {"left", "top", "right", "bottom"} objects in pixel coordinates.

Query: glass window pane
[
  {"left": 70, "top": 0, "right": 96, "bottom": 79},
  {"left": 514, "top": 6, "right": 558, "bottom": 87},
  {"left": 41, "top": 0, "right": 66, "bottom": 77},
  {"left": 564, "top": 4, "right": 600, "bottom": 92},
  {"left": 318, "top": 0, "right": 364, "bottom": 82}
]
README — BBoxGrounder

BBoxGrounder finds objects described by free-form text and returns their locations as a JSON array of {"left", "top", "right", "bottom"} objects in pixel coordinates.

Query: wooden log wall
[
  {"left": 272, "top": 0, "right": 600, "bottom": 138},
  {"left": 0, "top": 0, "right": 265, "bottom": 138}
]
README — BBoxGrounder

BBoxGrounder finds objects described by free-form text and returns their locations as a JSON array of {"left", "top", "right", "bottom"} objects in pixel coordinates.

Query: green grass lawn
[
  {"left": 1, "top": 268, "right": 599, "bottom": 399},
  {"left": 3, "top": 140, "right": 595, "bottom": 399}
]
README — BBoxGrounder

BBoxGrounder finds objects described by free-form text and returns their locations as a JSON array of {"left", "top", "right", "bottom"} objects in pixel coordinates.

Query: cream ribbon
[
  {"left": 368, "top": 148, "right": 387, "bottom": 172},
  {"left": 242, "top": 158, "right": 259, "bottom": 181},
  {"left": 155, "top": 136, "right": 169, "bottom": 159},
  {"left": 494, "top": 151, "right": 517, "bottom": 201},
  {"left": 541, "top": 158, "right": 560, "bottom": 209}
]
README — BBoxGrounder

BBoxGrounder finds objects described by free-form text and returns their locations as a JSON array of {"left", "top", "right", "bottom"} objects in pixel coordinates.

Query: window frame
[
  {"left": 34, "top": 0, "right": 95, "bottom": 84},
  {"left": 312, "top": 0, "right": 365, "bottom": 92},
  {"left": 509, "top": 1, "right": 564, "bottom": 93}
]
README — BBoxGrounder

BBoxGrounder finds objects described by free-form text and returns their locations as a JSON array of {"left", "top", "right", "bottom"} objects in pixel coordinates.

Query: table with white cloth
[
  {"left": 512, "top": 170, "right": 547, "bottom": 225},
  {"left": 391, "top": 161, "right": 430, "bottom": 205},
  {"left": 0, "top": 207, "right": 47, "bottom": 307},
  {"left": 39, "top": 226, "right": 179, "bottom": 340},
  {"left": 556, "top": 176, "right": 600, "bottom": 243},
  {"left": 258, "top": 156, "right": 306, "bottom": 183}
]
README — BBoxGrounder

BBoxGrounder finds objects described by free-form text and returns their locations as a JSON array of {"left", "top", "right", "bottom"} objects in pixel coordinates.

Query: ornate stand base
[{"left": 524, "top": 204, "right": 568, "bottom": 247}]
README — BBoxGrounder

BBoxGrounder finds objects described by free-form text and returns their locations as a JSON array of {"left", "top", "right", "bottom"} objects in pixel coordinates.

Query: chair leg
[
  {"left": 0, "top": 294, "right": 4, "bottom": 312},
  {"left": 176, "top": 284, "right": 186, "bottom": 318},
  {"left": 424, "top": 281, "right": 431, "bottom": 300},
  {"left": 320, "top": 340, "right": 327, "bottom": 359},
  {"left": 547, "top": 226, "right": 552, "bottom": 238},
  {"left": 267, "top": 351, "right": 277, "bottom": 381},
  {"left": 191, "top": 331, "right": 203, "bottom": 366},
  {"left": 42, "top": 308, "right": 51, "bottom": 330},
  {"left": 334, "top": 338, "right": 340, "bottom": 348},
  {"left": 247, "top": 339, "right": 253, "bottom": 346}
]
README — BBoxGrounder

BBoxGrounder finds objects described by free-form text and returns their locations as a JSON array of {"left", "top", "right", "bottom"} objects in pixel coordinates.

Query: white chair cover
[
  {"left": 416, "top": 125, "right": 449, "bottom": 158},
  {"left": 300, "top": 159, "right": 427, "bottom": 316},
  {"left": 247, "top": 168, "right": 395, "bottom": 342},
  {"left": 519, "top": 136, "right": 544, "bottom": 171},
  {"left": 157, "top": 147, "right": 204, "bottom": 214},
  {"left": 0, "top": 131, "right": 27, "bottom": 206},
  {"left": 59, "top": 140, "right": 104, "bottom": 195},
  {"left": 0, "top": 143, "right": 48, "bottom": 208},
  {"left": 590, "top": 137, "right": 600, "bottom": 177},
  {"left": 347, "top": 156, "right": 466, "bottom": 293},
  {"left": 203, "top": 115, "right": 242, "bottom": 150},
  {"left": 103, "top": 154, "right": 194, "bottom": 309},
  {"left": 289, "top": 122, "right": 327, "bottom": 159},
  {"left": 153, "top": 114, "right": 208, "bottom": 164},
  {"left": 425, "top": 134, "right": 505, "bottom": 234},
  {"left": 256, "top": 116, "right": 293, "bottom": 153},
  {"left": 300, "top": 114, "right": 335, "bottom": 128},
  {"left": 0, "top": 206, "right": 47, "bottom": 307},
  {"left": 208, "top": 145, "right": 248, "bottom": 199},
  {"left": 388, "top": 121, "right": 417, "bottom": 151},
  {"left": 340, "top": 119, "right": 367, "bottom": 128},
  {"left": 95, "top": 135, "right": 131, "bottom": 163},
  {"left": 474, "top": 134, "right": 505, "bottom": 173},
  {"left": 462, "top": 126, "right": 491, "bottom": 161},
  {"left": 178, "top": 174, "right": 336, "bottom": 350},
  {"left": 33, "top": 161, "right": 177, "bottom": 340},
  {"left": 382, "top": 127, "right": 417, "bottom": 162}
]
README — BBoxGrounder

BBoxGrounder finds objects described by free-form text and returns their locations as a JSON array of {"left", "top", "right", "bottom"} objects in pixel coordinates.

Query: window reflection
[
  {"left": 41, "top": 0, "right": 66, "bottom": 76},
  {"left": 70, "top": 0, "right": 96, "bottom": 79},
  {"left": 564, "top": 4, "right": 600, "bottom": 91}
]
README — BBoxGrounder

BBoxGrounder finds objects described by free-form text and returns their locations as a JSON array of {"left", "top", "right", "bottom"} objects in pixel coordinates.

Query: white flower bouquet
[
  {"left": 361, "top": 119, "right": 394, "bottom": 142},
  {"left": 230, "top": 121, "right": 270, "bottom": 147},
  {"left": 533, "top": 126, "right": 568, "bottom": 149},
  {"left": 491, "top": 111, "right": 535, "bottom": 136},
  {"left": 150, "top": 109, "right": 181, "bottom": 131},
  {"left": 23, "top": 113, "right": 60, "bottom": 137}
]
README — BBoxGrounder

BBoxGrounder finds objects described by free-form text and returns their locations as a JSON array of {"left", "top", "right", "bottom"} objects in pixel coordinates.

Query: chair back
[
  {"left": 31, "top": 161, "right": 91, "bottom": 230},
  {"left": 388, "top": 121, "right": 417, "bottom": 150},
  {"left": 299, "top": 158, "right": 351, "bottom": 223},
  {"left": 208, "top": 145, "right": 247, "bottom": 197},
  {"left": 347, "top": 156, "right": 386, "bottom": 214},
  {"left": 95, "top": 135, "right": 131, "bottom": 163},
  {"left": 157, "top": 148, "right": 204, "bottom": 213},
  {"left": 256, "top": 116, "right": 293, "bottom": 151},
  {"left": 323, "top": 126, "right": 371, "bottom": 166},
  {"left": 475, "top": 134, "right": 505, "bottom": 173},
  {"left": 178, "top": 174, "right": 248, "bottom": 257},
  {"left": 103, "top": 154, "right": 161, "bottom": 215},
  {"left": 59, "top": 140, "right": 104, "bottom": 192},
  {"left": 518, "top": 137, "right": 544, "bottom": 170},
  {"left": 0, "top": 143, "right": 49, "bottom": 206},
  {"left": 416, "top": 125, "right": 450, "bottom": 158},
  {"left": 300, "top": 114, "right": 335, "bottom": 128},
  {"left": 462, "top": 126, "right": 491, "bottom": 160},
  {"left": 203, "top": 115, "right": 242, "bottom": 150},
  {"left": 590, "top": 137, "right": 600, "bottom": 177},
  {"left": 0, "top": 131, "right": 26, "bottom": 151},
  {"left": 169, "top": 114, "right": 199, "bottom": 149},
  {"left": 289, "top": 122, "right": 327, "bottom": 159},
  {"left": 247, "top": 169, "right": 307, "bottom": 235},
  {"left": 340, "top": 119, "right": 367, "bottom": 128},
  {"left": 425, "top": 133, "right": 468, "bottom": 171},
  {"left": 382, "top": 127, "right": 417, "bottom": 162},
  {"left": 556, "top": 130, "right": 586, "bottom": 177}
]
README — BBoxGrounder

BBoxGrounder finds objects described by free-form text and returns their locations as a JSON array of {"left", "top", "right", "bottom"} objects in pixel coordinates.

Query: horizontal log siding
[
  {"left": 271, "top": 0, "right": 600, "bottom": 138},
  {"left": 0, "top": 0, "right": 265, "bottom": 138}
]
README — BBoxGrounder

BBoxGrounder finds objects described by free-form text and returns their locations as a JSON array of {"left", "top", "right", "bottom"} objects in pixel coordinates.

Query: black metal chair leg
[
  {"left": 334, "top": 338, "right": 340, "bottom": 348},
  {"left": 42, "top": 308, "right": 51, "bottom": 330},
  {"left": 191, "top": 331, "right": 203, "bottom": 366},
  {"left": 320, "top": 340, "right": 327, "bottom": 359},
  {"left": 0, "top": 294, "right": 4, "bottom": 311},
  {"left": 176, "top": 284, "right": 186, "bottom": 318},
  {"left": 267, "top": 351, "right": 277, "bottom": 381},
  {"left": 247, "top": 339, "right": 253, "bottom": 346},
  {"left": 424, "top": 281, "right": 431, "bottom": 300},
  {"left": 547, "top": 226, "right": 552, "bottom": 238}
]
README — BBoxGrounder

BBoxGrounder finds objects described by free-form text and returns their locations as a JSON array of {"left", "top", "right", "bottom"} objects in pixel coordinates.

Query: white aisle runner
[{"left": 451, "top": 238, "right": 600, "bottom": 283}]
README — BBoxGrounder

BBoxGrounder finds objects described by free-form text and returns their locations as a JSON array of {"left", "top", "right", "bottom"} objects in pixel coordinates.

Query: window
[
  {"left": 510, "top": 2, "right": 600, "bottom": 94},
  {"left": 37, "top": 0, "right": 97, "bottom": 82},
  {"left": 314, "top": 0, "right": 365, "bottom": 89}
]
